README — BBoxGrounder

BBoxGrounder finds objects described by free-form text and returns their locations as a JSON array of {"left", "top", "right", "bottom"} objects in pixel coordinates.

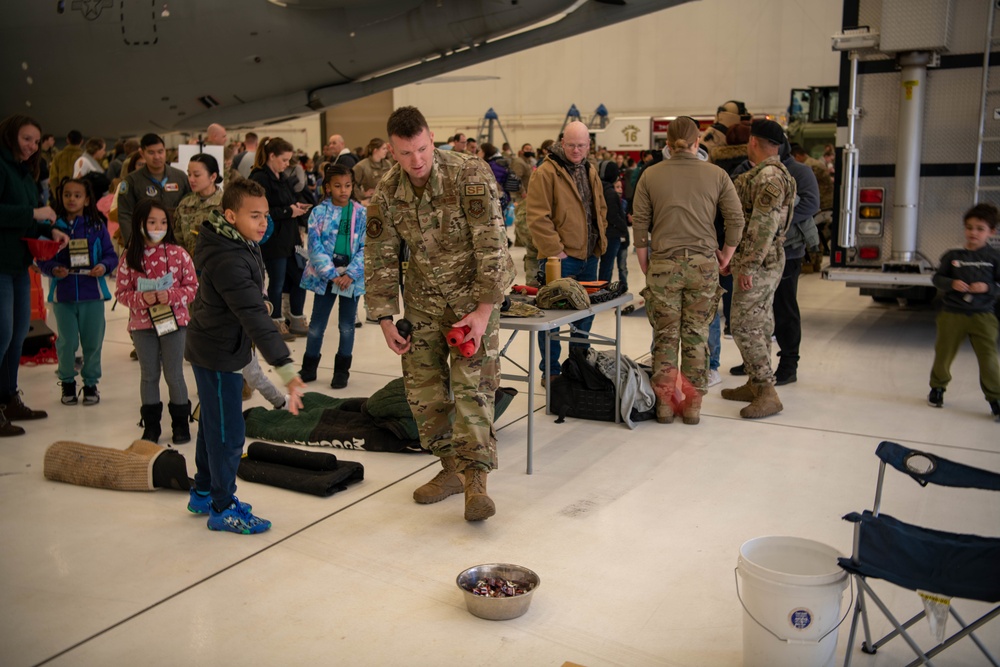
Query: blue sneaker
[
  {"left": 207, "top": 497, "right": 271, "bottom": 534},
  {"left": 187, "top": 490, "right": 251, "bottom": 515}
]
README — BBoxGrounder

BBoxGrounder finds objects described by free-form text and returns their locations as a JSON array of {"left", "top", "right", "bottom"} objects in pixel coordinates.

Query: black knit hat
[{"left": 750, "top": 119, "right": 785, "bottom": 146}]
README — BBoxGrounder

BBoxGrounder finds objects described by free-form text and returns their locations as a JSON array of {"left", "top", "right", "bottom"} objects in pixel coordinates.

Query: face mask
[
  {"left": 522, "top": 151, "right": 535, "bottom": 159},
  {"left": 147, "top": 230, "right": 167, "bottom": 243}
]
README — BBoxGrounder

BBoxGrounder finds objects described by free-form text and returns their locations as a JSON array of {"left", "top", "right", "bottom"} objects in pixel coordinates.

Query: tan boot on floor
[
  {"left": 655, "top": 399, "right": 674, "bottom": 424},
  {"left": 273, "top": 318, "right": 296, "bottom": 342},
  {"left": 288, "top": 315, "right": 309, "bottom": 337},
  {"left": 463, "top": 467, "right": 496, "bottom": 521},
  {"left": 740, "top": 382, "right": 783, "bottom": 419},
  {"left": 721, "top": 381, "right": 754, "bottom": 402},
  {"left": 682, "top": 392, "right": 703, "bottom": 425},
  {"left": 413, "top": 456, "right": 464, "bottom": 504}
]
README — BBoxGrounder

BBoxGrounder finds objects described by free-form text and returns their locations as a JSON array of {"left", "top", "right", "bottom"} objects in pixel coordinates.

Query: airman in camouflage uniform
[
  {"left": 174, "top": 188, "right": 223, "bottom": 257},
  {"left": 632, "top": 116, "right": 744, "bottom": 425},
  {"left": 365, "top": 106, "right": 514, "bottom": 521},
  {"left": 722, "top": 120, "right": 796, "bottom": 419}
]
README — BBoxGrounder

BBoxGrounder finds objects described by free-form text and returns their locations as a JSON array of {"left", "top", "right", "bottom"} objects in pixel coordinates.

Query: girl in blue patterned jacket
[
  {"left": 298, "top": 164, "right": 366, "bottom": 388},
  {"left": 37, "top": 179, "right": 118, "bottom": 405}
]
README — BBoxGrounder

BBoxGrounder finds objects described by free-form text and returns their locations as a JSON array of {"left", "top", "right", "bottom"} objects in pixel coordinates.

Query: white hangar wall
[{"left": 393, "top": 0, "right": 844, "bottom": 149}]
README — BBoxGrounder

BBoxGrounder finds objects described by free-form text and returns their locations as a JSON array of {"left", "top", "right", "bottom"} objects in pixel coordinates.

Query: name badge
[
  {"left": 69, "top": 238, "right": 91, "bottom": 269},
  {"left": 164, "top": 182, "right": 179, "bottom": 192},
  {"left": 149, "top": 303, "right": 179, "bottom": 336}
]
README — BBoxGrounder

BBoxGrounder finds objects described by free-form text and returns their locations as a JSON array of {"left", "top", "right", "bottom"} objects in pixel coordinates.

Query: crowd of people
[{"left": 1, "top": 98, "right": 997, "bottom": 534}]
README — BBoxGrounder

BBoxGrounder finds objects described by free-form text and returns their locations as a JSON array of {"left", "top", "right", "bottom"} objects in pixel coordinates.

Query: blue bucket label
[{"left": 789, "top": 608, "right": 812, "bottom": 630}]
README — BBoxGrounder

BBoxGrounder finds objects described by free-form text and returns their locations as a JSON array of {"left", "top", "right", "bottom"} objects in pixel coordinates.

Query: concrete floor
[{"left": 2, "top": 247, "right": 998, "bottom": 667}]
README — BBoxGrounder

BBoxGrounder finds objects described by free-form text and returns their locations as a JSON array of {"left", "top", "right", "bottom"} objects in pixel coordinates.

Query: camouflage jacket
[
  {"left": 174, "top": 188, "right": 223, "bottom": 258},
  {"left": 364, "top": 148, "right": 515, "bottom": 319},
  {"left": 731, "top": 155, "right": 796, "bottom": 280}
]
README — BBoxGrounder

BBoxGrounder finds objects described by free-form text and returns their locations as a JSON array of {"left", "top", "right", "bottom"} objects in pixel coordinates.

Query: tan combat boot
[
  {"left": 655, "top": 399, "right": 674, "bottom": 424},
  {"left": 463, "top": 467, "right": 496, "bottom": 521},
  {"left": 721, "top": 381, "right": 754, "bottom": 402},
  {"left": 740, "top": 382, "right": 783, "bottom": 419},
  {"left": 413, "top": 456, "right": 464, "bottom": 504},
  {"left": 682, "top": 392, "right": 703, "bottom": 425}
]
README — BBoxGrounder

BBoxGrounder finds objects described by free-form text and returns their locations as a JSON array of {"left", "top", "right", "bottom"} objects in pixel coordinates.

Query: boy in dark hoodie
[{"left": 184, "top": 179, "right": 305, "bottom": 534}]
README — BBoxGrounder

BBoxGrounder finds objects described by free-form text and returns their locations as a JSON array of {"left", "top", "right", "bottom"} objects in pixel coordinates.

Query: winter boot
[
  {"left": 288, "top": 315, "right": 309, "bottom": 337},
  {"left": 463, "top": 467, "right": 496, "bottom": 521},
  {"left": 740, "top": 382, "right": 783, "bottom": 419},
  {"left": 1, "top": 391, "right": 48, "bottom": 420},
  {"left": 273, "top": 318, "right": 295, "bottom": 342},
  {"left": 330, "top": 354, "right": 352, "bottom": 389},
  {"left": 682, "top": 392, "right": 703, "bottom": 425},
  {"left": 721, "top": 381, "right": 755, "bottom": 402},
  {"left": 300, "top": 353, "right": 321, "bottom": 383},
  {"left": 412, "top": 456, "right": 464, "bottom": 504},
  {"left": 0, "top": 408, "right": 25, "bottom": 437},
  {"left": 139, "top": 402, "right": 163, "bottom": 443},
  {"left": 168, "top": 401, "right": 192, "bottom": 444}
]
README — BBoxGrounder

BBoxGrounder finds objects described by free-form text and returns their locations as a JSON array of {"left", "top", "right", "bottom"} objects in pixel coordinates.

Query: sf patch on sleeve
[
  {"left": 366, "top": 204, "right": 384, "bottom": 238},
  {"left": 462, "top": 183, "right": 488, "bottom": 221},
  {"left": 756, "top": 182, "right": 782, "bottom": 211}
]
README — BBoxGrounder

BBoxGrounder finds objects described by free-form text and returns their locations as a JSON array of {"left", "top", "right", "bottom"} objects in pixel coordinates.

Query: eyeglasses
[{"left": 564, "top": 143, "right": 590, "bottom": 151}]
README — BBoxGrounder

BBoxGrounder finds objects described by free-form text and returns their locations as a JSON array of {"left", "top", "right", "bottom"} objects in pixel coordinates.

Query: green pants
[
  {"left": 641, "top": 254, "right": 721, "bottom": 392},
  {"left": 930, "top": 310, "right": 1000, "bottom": 401},
  {"left": 401, "top": 303, "right": 501, "bottom": 471},
  {"left": 53, "top": 300, "right": 106, "bottom": 385}
]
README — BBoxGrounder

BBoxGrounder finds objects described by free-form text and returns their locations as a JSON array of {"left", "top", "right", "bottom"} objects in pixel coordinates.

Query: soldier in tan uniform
[
  {"left": 365, "top": 107, "right": 514, "bottom": 521},
  {"left": 632, "top": 117, "right": 744, "bottom": 425},
  {"left": 721, "top": 120, "right": 796, "bottom": 419},
  {"left": 353, "top": 138, "right": 392, "bottom": 204}
]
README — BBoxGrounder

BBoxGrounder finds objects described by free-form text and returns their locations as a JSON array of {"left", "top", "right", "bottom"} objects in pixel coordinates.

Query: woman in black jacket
[
  {"left": 598, "top": 160, "right": 629, "bottom": 289},
  {"left": 249, "top": 137, "right": 311, "bottom": 338},
  {"left": 0, "top": 114, "right": 69, "bottom": 437}
]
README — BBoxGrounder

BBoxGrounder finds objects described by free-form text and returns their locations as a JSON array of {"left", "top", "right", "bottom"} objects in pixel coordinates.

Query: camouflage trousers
[
  {"left": 514, "top": 200, "right": 540, "bottom": 287},
  {"left": 401, "top": 303, "right": 501, "bottom": 471},
  {"left": 641, "top": 254, "right": 722, "bottom": 393},
  {"left": 731, "top": 263, "right": 783, "bottom": 385}
]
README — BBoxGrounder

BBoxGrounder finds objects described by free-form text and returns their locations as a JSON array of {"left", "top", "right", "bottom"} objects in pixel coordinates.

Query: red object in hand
[{"left": 446, "top": 325, "right": 476, "bottom": 357}]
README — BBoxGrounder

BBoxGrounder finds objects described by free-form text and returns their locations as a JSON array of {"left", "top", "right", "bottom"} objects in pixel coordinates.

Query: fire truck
[{"left": 825, "top": 0, "right": 1000, "bottom": 303}]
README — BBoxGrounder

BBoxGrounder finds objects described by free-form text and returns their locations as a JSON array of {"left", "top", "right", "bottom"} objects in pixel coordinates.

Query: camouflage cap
[
  {"left": 501, "top": 300, "right": 544, "bottom": 318},
  {"left": 536, "top": 278, "right": 590, "bottom": 310}
]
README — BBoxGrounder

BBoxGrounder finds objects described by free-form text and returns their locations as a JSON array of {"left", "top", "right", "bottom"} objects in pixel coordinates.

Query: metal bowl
[{"left": 456, "top": 563, "right": 540, "bottom": 621}]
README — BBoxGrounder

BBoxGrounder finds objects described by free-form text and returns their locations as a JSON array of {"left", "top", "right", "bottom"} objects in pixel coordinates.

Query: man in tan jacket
[{"left": 527, "top": 121, "right": 608, "bottom": 381}]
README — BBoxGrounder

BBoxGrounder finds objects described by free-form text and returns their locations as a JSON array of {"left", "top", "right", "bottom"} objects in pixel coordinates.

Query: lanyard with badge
[
  {"left": 142, "top": 246, "right": 179, "bottom": 336},
  {"left": 66, "top": 218, "right": 93, "bottom": 271}
]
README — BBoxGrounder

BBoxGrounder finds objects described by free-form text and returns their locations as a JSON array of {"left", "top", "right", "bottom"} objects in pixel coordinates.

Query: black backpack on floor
[{"left": 549, "top": 348, "right": 617, "bottom": 423}]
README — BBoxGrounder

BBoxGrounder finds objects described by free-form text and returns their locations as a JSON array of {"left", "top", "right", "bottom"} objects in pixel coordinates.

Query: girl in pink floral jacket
[{"left": 115, "top": 199, "right": 198, "bottom": 444}]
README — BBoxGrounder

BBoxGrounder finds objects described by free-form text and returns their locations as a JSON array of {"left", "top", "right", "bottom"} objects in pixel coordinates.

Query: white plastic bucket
[{"left": 736, "top": 536, "right": 850, "bottom": 667}]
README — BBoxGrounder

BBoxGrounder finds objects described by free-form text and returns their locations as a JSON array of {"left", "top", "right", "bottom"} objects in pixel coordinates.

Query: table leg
[
  {"left": 615, "top": 304, "right": 622, "bottom": 424},
  {"left": 527, "top": 340, "right": 535, "bottom": 474}
]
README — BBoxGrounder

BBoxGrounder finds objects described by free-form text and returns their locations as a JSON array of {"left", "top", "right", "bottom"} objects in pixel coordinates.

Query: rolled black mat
[
  {"left": 246, "top": 441, "right": 339, "bottom": 471},
  {"left": 237, "top": 442, "right": 364, "bottom": 497}
]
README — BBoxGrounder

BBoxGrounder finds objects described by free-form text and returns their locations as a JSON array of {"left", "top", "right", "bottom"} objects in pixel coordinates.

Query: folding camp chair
[{"left": 839, "top": 441, "right": 1000, "bottom": 667}]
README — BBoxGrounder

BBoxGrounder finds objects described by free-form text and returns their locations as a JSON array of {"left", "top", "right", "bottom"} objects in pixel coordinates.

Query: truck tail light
[
  {"left": 859, "top": 188, "right": 884, "bottom": 203},
  {"left": 859, "top": 246, "right": 880, "bottom": 260}
]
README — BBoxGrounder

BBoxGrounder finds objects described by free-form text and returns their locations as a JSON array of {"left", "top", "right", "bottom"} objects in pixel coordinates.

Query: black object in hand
[{"left": 396, "top": 318, "right": 413, "bottom": 339}]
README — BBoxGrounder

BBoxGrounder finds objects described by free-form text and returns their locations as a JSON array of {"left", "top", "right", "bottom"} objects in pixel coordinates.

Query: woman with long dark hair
[
  {"left": 0, "top": 114, "right": 70, "bottom": 437},
  {"left": 249, "top": 137, "right": 311, "bottom": 339}
]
